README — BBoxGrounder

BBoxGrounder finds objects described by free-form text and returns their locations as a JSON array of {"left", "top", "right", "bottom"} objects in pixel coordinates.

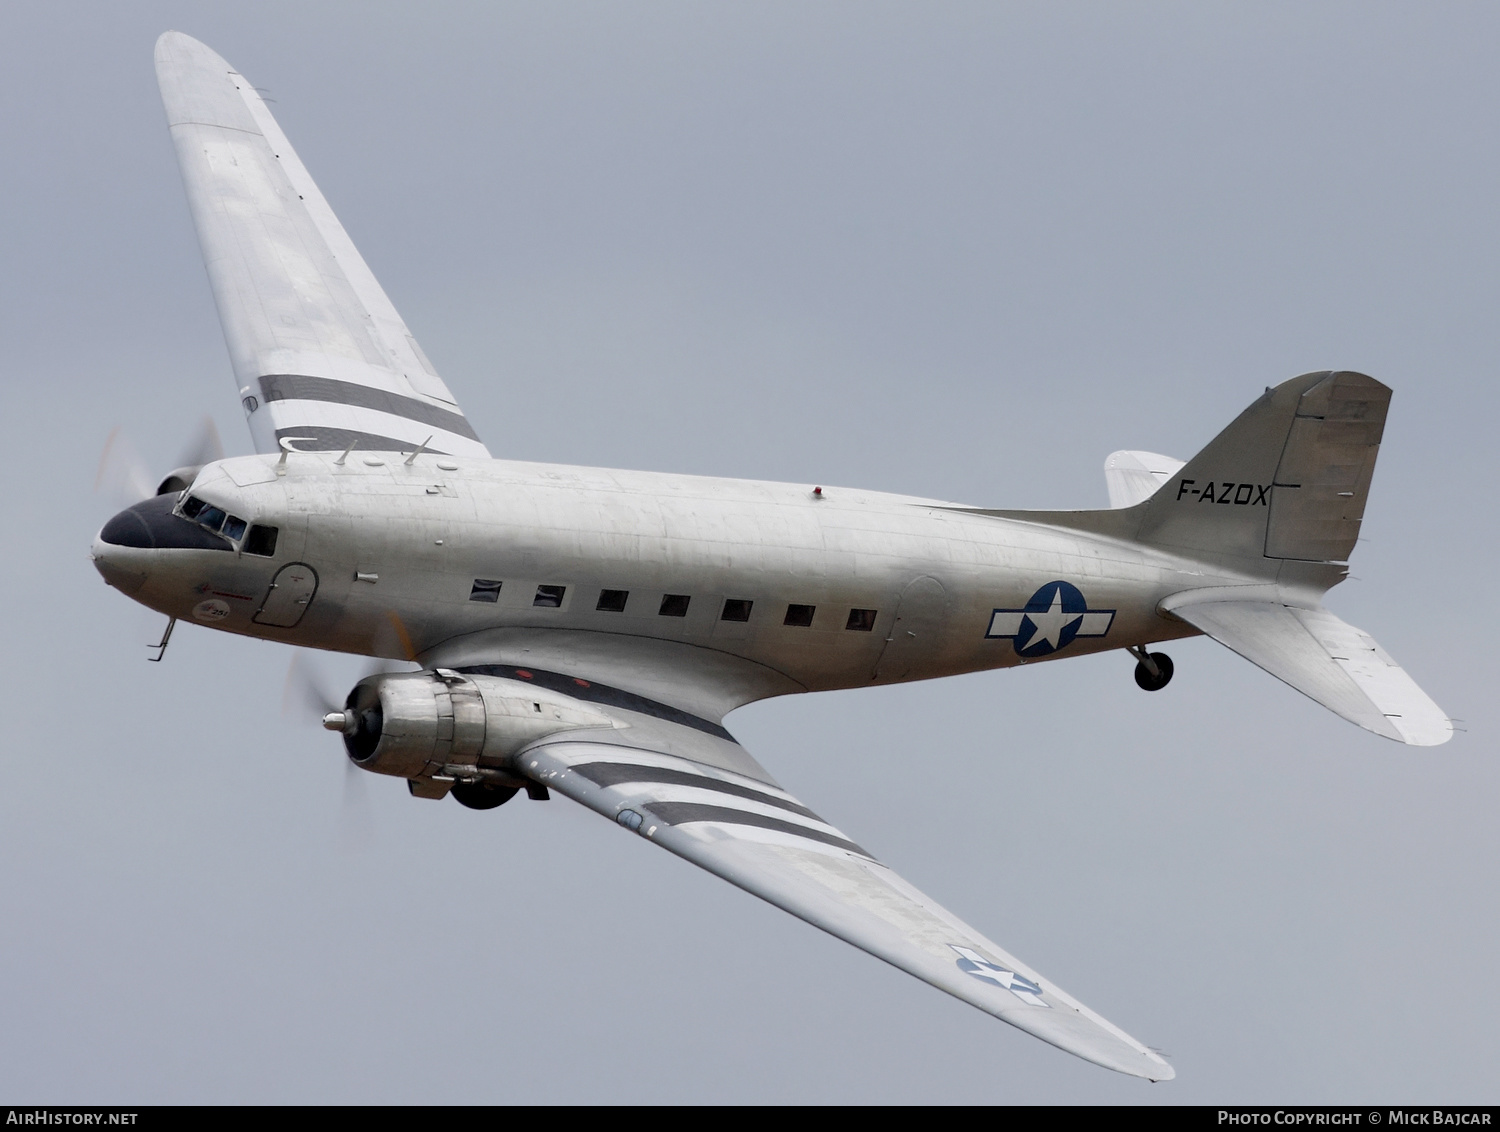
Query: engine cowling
[{"left": 328, "top": 670, "right": 615, "bottom": 780}]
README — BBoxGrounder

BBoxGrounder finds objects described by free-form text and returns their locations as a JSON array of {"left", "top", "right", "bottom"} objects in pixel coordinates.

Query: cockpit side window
[{"left": 243, "top": 525, "right": 279, "bottom": 557}]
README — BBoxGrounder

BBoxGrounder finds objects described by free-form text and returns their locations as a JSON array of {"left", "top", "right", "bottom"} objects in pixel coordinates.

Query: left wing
[
  {"left": 436, "top": 666, "right": 1173, "bottom": 1079},
  {"left": 154, "top": 32, "right": 490, "bottom": 458}
]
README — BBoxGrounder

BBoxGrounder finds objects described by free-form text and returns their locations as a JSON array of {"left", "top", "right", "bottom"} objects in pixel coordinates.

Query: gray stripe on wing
[
  {"left": 274, "top": 426, "right": 452, "bottom": 454},
  {"left": 573, "top": 762, "right": 819, "bottom": 821},
  {"left": 640, "top": 801, "right": 871, "bottom": 858},
  {"left": 260, "top": 373, "right": 481, "bottom": 440}
]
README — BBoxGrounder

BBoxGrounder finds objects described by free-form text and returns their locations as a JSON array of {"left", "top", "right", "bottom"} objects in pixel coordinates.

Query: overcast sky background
[{"left": 1, "top": 1, "right": 1496, "bottom": 1104}]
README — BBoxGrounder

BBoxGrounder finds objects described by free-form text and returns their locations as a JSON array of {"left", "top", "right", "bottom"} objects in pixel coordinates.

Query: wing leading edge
[
  {"left": 448, "top": 667, "right": 1173, "bottom": 1079},
  {"left": 154, "top": 32, "right": 489, "bottom": 458}
]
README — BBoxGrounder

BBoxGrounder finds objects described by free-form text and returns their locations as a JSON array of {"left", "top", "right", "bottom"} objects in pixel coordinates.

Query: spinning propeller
[
  {"left": 94, "top": 416, "right": 225, "bottom": 506},
  {"left": 282, "top": 650, "right": 380, "bottom": 847}
]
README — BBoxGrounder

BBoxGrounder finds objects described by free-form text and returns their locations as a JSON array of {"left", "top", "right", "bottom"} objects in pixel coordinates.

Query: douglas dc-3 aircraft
[{"left": 91, "top": 32, "right": 1453, "bottom": 1081}]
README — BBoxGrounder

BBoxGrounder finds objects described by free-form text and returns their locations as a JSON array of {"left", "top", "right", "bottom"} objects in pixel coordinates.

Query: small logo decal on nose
[{"left": 192, "top": 599, "right": 231, "bottom": 622}]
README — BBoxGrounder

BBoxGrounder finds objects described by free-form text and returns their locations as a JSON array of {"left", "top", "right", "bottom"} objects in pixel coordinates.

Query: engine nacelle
[{"left": 330, "top": 670, "right": 616, "bottom": 780}]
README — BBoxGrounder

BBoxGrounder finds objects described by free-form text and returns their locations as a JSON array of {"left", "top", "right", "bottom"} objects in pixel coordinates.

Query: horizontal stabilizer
[{"left": 1161, "top": 594, "right": 1451, "bottom": 746}]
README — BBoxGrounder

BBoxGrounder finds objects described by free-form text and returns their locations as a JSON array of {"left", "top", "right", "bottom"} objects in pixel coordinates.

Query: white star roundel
[
  {"left": 951, "top": 946, "right": 1050, "bottom": 1006},
  {"left": 986, "top": 580, "right": 1115, "bottom": 657}
]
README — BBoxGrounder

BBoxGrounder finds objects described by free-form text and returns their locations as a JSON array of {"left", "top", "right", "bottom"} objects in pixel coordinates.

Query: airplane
[{"left": 90, "top": 31, "right": 1453, "bottom": 1083}]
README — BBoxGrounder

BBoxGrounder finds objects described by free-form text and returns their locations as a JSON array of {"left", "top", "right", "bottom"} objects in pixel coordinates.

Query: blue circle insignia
[{"left": 984, "top": 580, "right": 1116, "bottom": 658}]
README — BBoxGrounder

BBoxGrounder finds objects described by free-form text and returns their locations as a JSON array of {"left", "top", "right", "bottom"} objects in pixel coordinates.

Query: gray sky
[{"left": 2, "top": 1, "right": 1496, "bottom": 1104}]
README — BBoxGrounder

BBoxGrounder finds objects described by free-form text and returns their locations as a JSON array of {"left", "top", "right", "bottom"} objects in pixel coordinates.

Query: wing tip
[
  {"left": 154, "top": 30, "right": 235, "bottom": 81},
  {"left": 1073, "top": 1042, "right": 1175, "bottom": 1080},
  {"left": 1104, "top": 1047, "right": 1175, "bottom": 1081},
  {"left": 1394, "top": 719, "right": 1456, "bottom": 747},
  {"left": 155, "top": 29, "right": 200, "bottom": 61}
]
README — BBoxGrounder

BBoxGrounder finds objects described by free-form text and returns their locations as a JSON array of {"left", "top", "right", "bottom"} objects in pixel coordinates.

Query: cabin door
[
  {"left": 253, "top": 562, "right": 320, "bottom": 628},
  {"left": 872, "top": 574, "right": 949, "bottom": 682}
]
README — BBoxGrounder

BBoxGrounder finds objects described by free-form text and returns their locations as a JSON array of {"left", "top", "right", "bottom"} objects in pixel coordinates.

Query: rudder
[{"left": 1136, "top": 371, "right": 1390, "bottom": 570}]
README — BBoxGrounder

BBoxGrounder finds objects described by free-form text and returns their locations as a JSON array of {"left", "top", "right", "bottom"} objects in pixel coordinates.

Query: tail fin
[
  {"left": 956, "top": 371, "right": 1449, "bottom": 745},
  {"left": 966, "top": 371, "right": 1390, "bottom": 575},
  {"left": 1135, "top": 371, "right": 1390, "bottom": 570}
]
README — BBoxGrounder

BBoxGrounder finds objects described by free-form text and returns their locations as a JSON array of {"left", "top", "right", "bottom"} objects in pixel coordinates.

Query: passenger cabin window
[
  {"left": 659, "top": 594, "right": 690, "bottom": 618},
  {"left": 721, "top": 599, "right": 753, "bottom": 622},
  {"left": 243, "top": 525, "right": 278, "bottom": 557},
  {"left": 845, "top": 608, "right": 877, "bottom": 632},
  {"left": 534, "top": 585, "right": 566, "bottom": 608},
  {"left": 469, "top": 579, "right": 502, "bottom": 603},
  {"left": 597, "top": 589, "right": 629, "bottom": 612},
  {"left": 784, "top": 604, "right": 816, "bottom": 627}
]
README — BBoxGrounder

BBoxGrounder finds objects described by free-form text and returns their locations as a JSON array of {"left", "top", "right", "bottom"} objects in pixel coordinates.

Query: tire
[
  {"left": 451, "top": 781, "right": 519, "bottom": 810},
  {"left": 1133, "top": 651, "right": 1174, "bottom": 692}
]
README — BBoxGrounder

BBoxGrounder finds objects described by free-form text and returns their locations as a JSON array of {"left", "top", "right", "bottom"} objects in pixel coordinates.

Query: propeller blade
[
  {"left": 282, "top": 650, "right": 379, "bottom": 848},
  {"left": 380, "top": 609, "right": 420, "bottom": 664},
  {"left": 340, "top": 756, "right": 376, "bottom": 852},
  {"left": 94, "top": 427, "right": 155, "bottom": 506},
  {"left": 282, "top": 650, "right": 342, "bottom": 719},
  {"left": 178, "top": 416, "right": 224, "bottom": 470}
]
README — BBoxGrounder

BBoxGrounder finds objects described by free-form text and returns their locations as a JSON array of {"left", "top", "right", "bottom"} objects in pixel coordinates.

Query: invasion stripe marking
[
  {"left": 260, "top": 373, "right": 482, "bottom": 441},
  {"left": 640, "top": 801, "right": 870, "bottom": 858},
  {"left": 572, "top": 762, "right": 819, "bottom": 821},
  {"left": 456, "top": 664, "right": 735, "bottom": 742},
  {"left": 274, "top": 426, "right": 453, "bottom": 454}
]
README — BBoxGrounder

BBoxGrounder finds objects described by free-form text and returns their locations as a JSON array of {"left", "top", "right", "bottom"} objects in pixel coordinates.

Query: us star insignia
[
  {"left": 951, "top": 946, "right": 1050, "bottom": 1006},
  {"left": 986, "top": 580, "right": 1115, "bottom": 657}
]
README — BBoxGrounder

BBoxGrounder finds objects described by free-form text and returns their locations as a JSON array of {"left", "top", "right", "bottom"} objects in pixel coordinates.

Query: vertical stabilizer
[{"left": 1135, "top": 371, "right": 1389, "bottom": 571}]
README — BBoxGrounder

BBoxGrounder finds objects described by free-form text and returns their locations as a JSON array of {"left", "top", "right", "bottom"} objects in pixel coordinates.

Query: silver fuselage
[{"left": 93, "top": 452, "right": 1216, "bottom": 707}]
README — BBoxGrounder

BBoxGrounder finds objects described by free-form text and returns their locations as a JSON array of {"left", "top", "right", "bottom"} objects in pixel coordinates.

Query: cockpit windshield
[
  {"left": 180, "top": 495, "right": 242, "bottom": 540},
  {"left": 176, "top": 494, "right": 276, "bottom": 555}
]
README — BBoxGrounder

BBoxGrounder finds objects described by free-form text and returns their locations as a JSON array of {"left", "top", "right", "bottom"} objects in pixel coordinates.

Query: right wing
[
  {"left": 1162, "top": 592, "right": 1452, "bottom": 746},
  {"left": 154, "top": 32, "right": 489, "bottom": 459},
  {"left": 434, "top": 664, "right": 1174, "bottom": 1080}
]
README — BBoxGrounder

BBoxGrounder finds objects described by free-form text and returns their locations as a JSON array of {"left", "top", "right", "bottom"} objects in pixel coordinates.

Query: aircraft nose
[
  {"left": 98, "top": 503, "right": 155, "bottom": 549},
  {"left": 91, "top": 523, "right": 150, "bottom": 596},
  {"left": 96, "top": 495, "right": 233, "bottom": 551},
  {"left": 92, "top": 495, "right": 233, "bottom": 596}
]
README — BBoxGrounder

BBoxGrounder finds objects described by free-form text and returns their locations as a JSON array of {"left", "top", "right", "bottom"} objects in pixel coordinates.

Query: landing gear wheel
[
  {"left": 450, "top": 781, "right": 519, "bottom": 810},
  {"left": 1133, "top": 651, "right": 1174, "bottom": 692}
]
